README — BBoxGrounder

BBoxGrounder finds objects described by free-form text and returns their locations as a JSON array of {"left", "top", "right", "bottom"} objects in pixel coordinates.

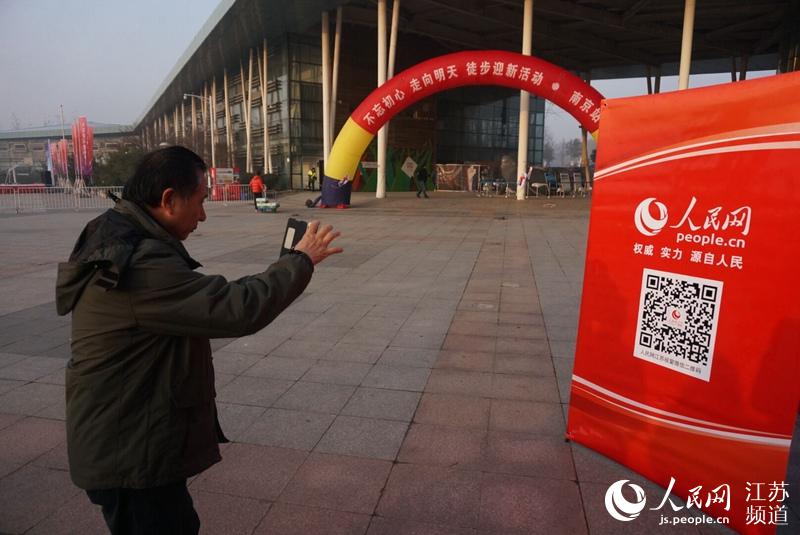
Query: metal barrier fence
[{"left": 0, "top": 185, "right": 259, "bottom": 214}]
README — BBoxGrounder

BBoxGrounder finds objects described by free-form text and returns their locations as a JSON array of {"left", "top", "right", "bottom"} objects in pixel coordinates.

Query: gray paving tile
[
  {"left": 215, "top": 402, "right": 266, "bottom": 441},
  {"left": 0, "top": 356, "right": 65, "bottom": 381},
  {"left": 549, "top": 339, "right": 577, "bottom": 359},
  {"left": 301, "top": 360, "right": 372, "bottom": 386},
  {"left": 434, "top": 350, "right": 494, "bottom": 372},
  {"left": 366, "top": 517, "right": 478, "bottom": 535},
  {"left": 300, "top": 323, "right": 352, "bottom": 343},
  {"left": 494, "top": 351, "right": 552, "bottom": 375},
  {"left": 341, "top": 387, "right": 420, "bottom": 422},
  {"left": 489, "top": 399, "right": 565, "bottom": 436},
  {"left": 377, "top": 464, "right": 481, "bottom": 528},
  {"left": 414, "top": 393, "right": 490, "bottom": 429},
  {"left": 491, "top": 373, "right": 561, "bottom": 402},
  {"left": 315, "top": 415, "right": 408, "bottom": 460},
  {"left": 30, "top": 440, "right": 69, "bottom": 471},
  {"left": 0, "top": 378, "right": 25, "bottom": 396},
  {"left": 398, "top": 423, "right": 484, "bottom": 469},
  {"left": 391, "top": 329, "right": 446, "bottom": 350},
  {"left": 442, "top": 334, "right": 495, "bottom": 353},
  {"left": 274, "top": 381, "right": 355, "bottom": 413},
  {"left": 214, "top": 372, "right": 236, "bottom": 392},
  {"left": 325, "top": 341, "right": 386, "bottom": 364},
  {"left": 361, "top": 365, "right": 431, "bottom": 392},
  {"left": 425, "top": 369, "right": 493, "bottom": 398},
  {"left": 377, "top": 347, "right": 439, "bottom": 368},
  {"left": 279, "top": 452, "right": 392, "bottom": 514},
  {"left": 0, "top": 352, "right": 29, "bottom": 370},
  {"left": 37, "top": 343, "right": 72, "bottom": 360},
  {"left": 240, "top": 408, "right": 334, "bottom": 450},
  {"left": 0, "top": 332, "right": 69, "bottom": 356},
  {"left": 495, "top": 337, "right": 551, "bottom": 356},
  {"left": 221, "top": 333, "right": 286, "bottom": 356},
  {"left": 580, "top": 480, "right": 701, "bottom": 535},
  {"left": 243, "top": 355, "right": 316, "bottom": 381},
  {"left": 35, "top": 393, "right": 66, "bottom": 420},
  {"left": 36, "top": 370, "right": 66, "bottom": 385},
  {"left": 484, "top": 431, "right": 575, "bottom": 479},
  {"left": 26, "top": 490, "right": 108, "bottom": 535},
  {"left": 216, "top": 375, "right": 294, "bottom": 407},
  {"left": 256, "top": 502, "right": 370, "bottom": 535},
  {"left": 271, "top": 339, "right": 337, "bottom": 359},
  {"left": 0, "top": 412, "right": 24, "bottom": 432},
  {"left": 211, "top": 350, "right": 263, "bottom": 375},
  {"left": 0, "top": 465, "right": 81, "bottom": 534},
  {"left": 192, "top": 443, "right": 307, "bottom": 501},
  {"left": 0, "top": 381, "right": 63, "bottom": 416},
  {"left": 192, "top": 490, "right": 271, "bottom": 535},
  {"left": 478, "top": 473, "right": 586, "bottom": 534}
]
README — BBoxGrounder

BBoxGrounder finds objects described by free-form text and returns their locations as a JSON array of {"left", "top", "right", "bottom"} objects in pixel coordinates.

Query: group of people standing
[{"left": 248, "top": 164, "right": 432, "bottom": 204}]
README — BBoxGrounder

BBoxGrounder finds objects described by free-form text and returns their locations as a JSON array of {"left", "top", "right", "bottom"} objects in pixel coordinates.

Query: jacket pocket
[{"left": 170, "top": 337, "right": 214, "bottom": 408}]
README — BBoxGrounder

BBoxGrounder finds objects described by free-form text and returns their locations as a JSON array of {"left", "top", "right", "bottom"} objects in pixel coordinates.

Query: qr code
[{"left": 633, "top": 269, "right": 723, "bottom": 382}]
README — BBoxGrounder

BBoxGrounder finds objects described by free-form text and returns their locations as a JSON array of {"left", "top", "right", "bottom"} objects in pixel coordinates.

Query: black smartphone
[{"left": 280, "top": 217, "right": 308, "bottom": 257}]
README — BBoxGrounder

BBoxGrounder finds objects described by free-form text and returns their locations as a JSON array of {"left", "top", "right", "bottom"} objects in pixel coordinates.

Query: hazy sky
[
  {"left": 545, "top": 70, "right": 775, "bottom": 145},
  {"left": 1, "top": 0, "right": 777, "bottom": 143},
  {"left": 0, "top": 0, "right": 221, "bottom": 130}
]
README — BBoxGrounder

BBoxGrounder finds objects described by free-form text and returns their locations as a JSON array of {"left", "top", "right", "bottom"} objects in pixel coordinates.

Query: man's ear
[{"left": 160, "top": 188, "right": 177, "bottom": 214}]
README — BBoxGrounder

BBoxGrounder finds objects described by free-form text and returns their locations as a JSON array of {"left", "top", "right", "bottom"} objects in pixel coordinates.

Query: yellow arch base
[{"left": 326, "top": 118, "right": 375, "bottom": 182}]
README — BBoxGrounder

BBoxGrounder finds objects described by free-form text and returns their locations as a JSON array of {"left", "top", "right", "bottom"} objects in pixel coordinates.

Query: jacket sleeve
[{"left": 125, "top": 243, "right": 314, "bottom": 338}]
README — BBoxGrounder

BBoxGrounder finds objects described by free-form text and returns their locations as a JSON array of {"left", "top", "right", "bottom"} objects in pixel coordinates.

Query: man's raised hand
[{"left": 293, "top": 220, "right": 343, "bottom": 265}]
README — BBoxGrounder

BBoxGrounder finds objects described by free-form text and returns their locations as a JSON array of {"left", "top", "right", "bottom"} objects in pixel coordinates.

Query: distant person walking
[
  {"left": 307, "top": 167, "right": 318, "bottom": 191},
  {"left": 249, "top": 171, "right": 264, "bottom": 211},
  {"left": 416, "top": 166, "right": 429, "bottom": 198}
]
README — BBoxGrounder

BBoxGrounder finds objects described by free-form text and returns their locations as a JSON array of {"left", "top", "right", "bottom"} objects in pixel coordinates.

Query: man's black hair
[{"left": 123, "top": 146, "right": 207, "bottom": 207}]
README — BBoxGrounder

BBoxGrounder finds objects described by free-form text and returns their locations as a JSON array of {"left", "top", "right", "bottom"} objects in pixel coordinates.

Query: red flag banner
[
  {"left": 71, "top": 122, "right": 81, "bottom": 181},
  {"left": 77, "top": 117, "right": 93, "bottom": 180},
  {"left": 567, "top": 71, "right": 800, "bottom": 534}
]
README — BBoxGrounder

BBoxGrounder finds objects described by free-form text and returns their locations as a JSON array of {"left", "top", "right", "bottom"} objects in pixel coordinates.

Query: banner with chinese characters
[
  {"left": 324, "top": 50, "right": 604, "bottom": 190},
  {"left": 567, "top": 71, "right": 800, "bottom": 534},
  {"left": 351, "top": 50, "right": 603, "bottom": 135}
]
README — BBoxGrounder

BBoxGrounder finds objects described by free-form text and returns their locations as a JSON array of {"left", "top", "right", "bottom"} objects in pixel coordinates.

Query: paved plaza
[{"left": 0, "top": 191, "right": 797, "bottom": 534}]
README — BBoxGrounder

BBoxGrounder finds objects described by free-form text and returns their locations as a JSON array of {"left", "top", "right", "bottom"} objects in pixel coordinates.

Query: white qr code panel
[{"left": 633, "top": 269, "right": 723, "bottom": 382}]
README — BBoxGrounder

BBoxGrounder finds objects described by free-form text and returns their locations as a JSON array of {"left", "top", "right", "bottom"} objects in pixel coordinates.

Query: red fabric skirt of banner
[{"left": 567, "top": 71, "right": 800, "bottom": 534}]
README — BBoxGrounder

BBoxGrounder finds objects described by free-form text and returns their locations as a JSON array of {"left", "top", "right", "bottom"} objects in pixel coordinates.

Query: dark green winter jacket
[{"left": 55, "top": 199, "right": 313, "bottom": 490}]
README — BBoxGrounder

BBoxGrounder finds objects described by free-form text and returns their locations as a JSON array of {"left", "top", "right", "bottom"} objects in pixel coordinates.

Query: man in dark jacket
[
  {"left": 415, "top": 166, "right": 429, "bottom": 198},
  {"left": 55, "top": 146, "right": 342, "bottom": 534}
]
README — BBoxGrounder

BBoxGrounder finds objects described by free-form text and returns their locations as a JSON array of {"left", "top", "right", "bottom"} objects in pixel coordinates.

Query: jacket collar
[{"left": 115, "top": 199, "right": 201, "bottom": 270}]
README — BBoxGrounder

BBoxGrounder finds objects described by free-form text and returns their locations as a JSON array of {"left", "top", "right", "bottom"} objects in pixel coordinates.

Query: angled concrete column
[
  {"left": 260, "top": 41, "right": 272, "bottom": 173},
  {"left": 516, "top": 0, "right": 533, "bottom": 200},
  {"left": 330, "top": 7, "right": 342, "bottom": 143},
  {"left": 322, "top": 10, "right": 331, "bottom": 170},
  {"left": 678, "top": 0, "right": 696, "bottom": 90},
  {"left": 376, "top": 0, "right": 387, "bottom": 198}
]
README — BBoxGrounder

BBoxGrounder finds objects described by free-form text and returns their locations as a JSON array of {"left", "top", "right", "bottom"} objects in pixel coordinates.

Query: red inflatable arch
[{"left": 322, "top": 50, "right": 604, "bottom": 204}]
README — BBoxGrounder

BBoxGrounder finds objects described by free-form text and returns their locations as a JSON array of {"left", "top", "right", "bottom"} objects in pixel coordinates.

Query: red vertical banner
[
  {"left": 568, "top": 72, "right": 800, "bottom": 534},
  {"left": 71, "top": 121, "right": 82, "bottom": 181},
  {"left": 78, "top": 117, "right": 93, "bottom": 181}
]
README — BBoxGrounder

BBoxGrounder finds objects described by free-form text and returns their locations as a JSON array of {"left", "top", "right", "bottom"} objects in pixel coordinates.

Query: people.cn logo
[
  {"left": 634, "top": 197, "right": 668, "bottom": 236},
  {"left": 605, "top": 480, "right": 647, "bottom": 522}
]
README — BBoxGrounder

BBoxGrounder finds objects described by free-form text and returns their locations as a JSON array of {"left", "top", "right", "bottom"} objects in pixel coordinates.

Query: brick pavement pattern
[{"left": 0, "top": 192, "right": 796, "bottom": 534}]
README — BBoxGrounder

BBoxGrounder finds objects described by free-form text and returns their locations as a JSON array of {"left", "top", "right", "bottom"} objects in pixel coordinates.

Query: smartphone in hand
[{"left": 280, "top": 218, "right": 308, "bottom": 257}]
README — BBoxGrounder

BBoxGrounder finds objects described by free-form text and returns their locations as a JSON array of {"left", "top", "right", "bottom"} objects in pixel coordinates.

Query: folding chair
[
  {"left": 557, "top": 172, "right": 572, "bottom": 197},
  {"left": 528, "top": 168, "right": 549, "bottom": 197},
  {"left": 545, "top": 171, "right": 558, "bottom": 197},
  {"left": 572, "top": 171, "right": 586, "bottom": 197}
]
